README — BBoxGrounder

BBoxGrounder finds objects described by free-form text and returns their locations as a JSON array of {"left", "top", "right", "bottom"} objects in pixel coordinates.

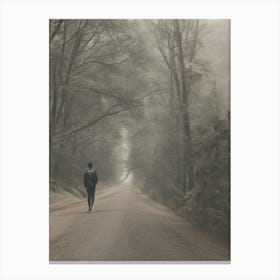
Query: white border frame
[{"left": 1, "top": 0, "right": 279, "bottom": 279}]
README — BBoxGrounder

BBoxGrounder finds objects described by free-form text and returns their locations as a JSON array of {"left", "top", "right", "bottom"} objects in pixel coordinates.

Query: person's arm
[
  {"left": 83, "top": 172, "right": 87, "bottom": 187},
  {"left": 95, "top": 171, "right": 98, "bottom": 185}
]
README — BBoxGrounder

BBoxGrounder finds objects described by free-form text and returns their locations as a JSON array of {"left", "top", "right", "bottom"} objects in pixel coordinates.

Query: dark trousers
[{"left": 87, "top": 186, "right": 96, "bottom": 208}]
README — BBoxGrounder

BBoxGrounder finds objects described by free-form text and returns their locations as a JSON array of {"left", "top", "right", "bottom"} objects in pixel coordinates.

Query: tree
[
  {"left": 49, "top": 19, "right": 147, "bottom": 183},
  {"left": 151, "top": 19, "right": 207, "bottom": 193}
]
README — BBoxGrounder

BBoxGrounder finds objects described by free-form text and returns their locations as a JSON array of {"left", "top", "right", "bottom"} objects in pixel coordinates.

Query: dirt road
[{"left": 49, "top": 185, "right": 229, "bottom": 262}]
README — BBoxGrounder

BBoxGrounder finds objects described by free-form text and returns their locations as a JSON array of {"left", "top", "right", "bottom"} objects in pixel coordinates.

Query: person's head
[{"left": 88, "top": 162, "right": 93, "bottom": 169}]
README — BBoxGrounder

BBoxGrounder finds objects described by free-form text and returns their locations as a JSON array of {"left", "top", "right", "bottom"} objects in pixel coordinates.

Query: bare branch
[
  {"left": 49, "top": 20, "right": 63, "bottom": 43},
  {"left": 55, "top": 103, "right": 141, "bottom": 138}
]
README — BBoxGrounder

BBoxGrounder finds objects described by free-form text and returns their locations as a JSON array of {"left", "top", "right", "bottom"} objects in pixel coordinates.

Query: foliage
[{"left": 49, "top": 19, "right": 230, "bottom": 241}]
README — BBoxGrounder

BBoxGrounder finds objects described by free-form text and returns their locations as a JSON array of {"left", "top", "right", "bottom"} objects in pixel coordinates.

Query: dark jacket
[{"left": 84, "top": 168, "right": 98, "bottom": 188}]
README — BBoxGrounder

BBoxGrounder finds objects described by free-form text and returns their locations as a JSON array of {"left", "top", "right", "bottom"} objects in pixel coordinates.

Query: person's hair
[{"left": 88, "top": 162, "right": 93, "bottom": 168}]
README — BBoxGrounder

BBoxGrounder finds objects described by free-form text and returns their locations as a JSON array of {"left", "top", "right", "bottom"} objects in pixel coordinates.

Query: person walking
[{"left": 83, "top": 162, "right": 98, "bottom": 211}]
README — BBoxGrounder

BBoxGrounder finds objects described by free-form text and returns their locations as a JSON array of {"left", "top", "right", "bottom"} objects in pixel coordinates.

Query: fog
[{"left": 50, "top": 19, "right": 230, "bottom": 239}]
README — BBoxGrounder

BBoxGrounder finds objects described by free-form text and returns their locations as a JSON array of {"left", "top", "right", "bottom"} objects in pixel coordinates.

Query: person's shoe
[{"left": 89, "top": 208, "right": 92, "bottom": 211}]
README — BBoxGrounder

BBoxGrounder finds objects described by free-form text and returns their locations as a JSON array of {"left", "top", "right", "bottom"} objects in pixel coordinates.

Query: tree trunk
[
  {"left": 49, "top": 65, "right": 58, "bottom": 181},
  {"left": 174, "top": 19, "right": 194, "bottom": 193}
]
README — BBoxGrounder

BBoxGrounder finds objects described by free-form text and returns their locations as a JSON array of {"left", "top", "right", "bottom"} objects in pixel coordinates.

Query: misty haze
[{"left": 49, "top": 19, "right": 230, "bottom": 262}]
